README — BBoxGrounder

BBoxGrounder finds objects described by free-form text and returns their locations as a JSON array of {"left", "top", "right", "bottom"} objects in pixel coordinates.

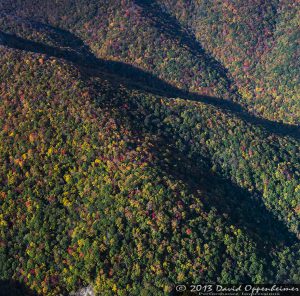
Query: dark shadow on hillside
[
  {"left": 1, "top": 21, "right": 299, "bottom": 280},
  {"left": 91, "top": 76, "right": 299, "bottom": 278},
  {"left": 158, "top": 139, "right": 299, "bottom": 277},
  {"left": 0, "top": 280, "right": 38, "bottom": 296},
  {"left": 107, "top": 95, "right": 299, "bottom": 269},
  {"left": 133, "top": 0, "right": 232, "bottom": 84},
  {"left": 165, "top": 149, "right": 298, "bottom": 250},
  {"left": 0, "top": 29, "right": 299, "bottom": 140}
]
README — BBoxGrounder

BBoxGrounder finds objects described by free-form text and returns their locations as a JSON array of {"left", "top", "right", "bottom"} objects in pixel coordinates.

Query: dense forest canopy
[{"left": 0, "top": 1, "right": 299, "bottom": 295}]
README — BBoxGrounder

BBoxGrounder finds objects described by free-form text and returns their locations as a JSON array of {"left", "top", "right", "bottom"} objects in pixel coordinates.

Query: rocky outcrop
[{"left": 70, "top": 285, "right": 95, "bottom": 296}]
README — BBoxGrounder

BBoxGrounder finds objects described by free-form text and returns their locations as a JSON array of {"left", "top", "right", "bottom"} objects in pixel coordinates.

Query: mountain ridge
[{"left": 0, "top": 3, "right": 299, "bottom": 295}]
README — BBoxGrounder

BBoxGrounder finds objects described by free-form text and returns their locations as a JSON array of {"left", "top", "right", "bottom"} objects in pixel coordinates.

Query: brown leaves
[{"left": 29, "top": 132, "right": 38, "bottom": 143}]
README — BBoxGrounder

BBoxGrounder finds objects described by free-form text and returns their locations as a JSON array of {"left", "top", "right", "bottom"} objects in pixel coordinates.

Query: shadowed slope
[
  {"left": 0, "top": 29, "right": 299, "bottom": 140},
  {"left": 0, "top": 24, "right": 299, "bottom": 294},
  {"left": 134, "top": 0, "right": 231, "bottom": 82},
  {"left": 90, "top": 73, "right": 299, "bottom": 280},
  {"left": 0, "top": 280, "right": 38, "bottom": 296}
]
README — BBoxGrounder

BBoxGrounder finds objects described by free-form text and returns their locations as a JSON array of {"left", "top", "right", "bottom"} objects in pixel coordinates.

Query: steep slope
[
  {"left": 1, "top": 0, "right": 299, "bottom": 125},
  {"left": 0, "top": 0, "right": 237, "bottom": 99},
  {"left": 0, "top": 17, "right": 299, "bottom": 295},
  {"left": 0, "top": 47, "right": 271, "bottom": 294},
  {"left": 0, "top": 14, "right": 299, "bottom": 234},
  {"left": 157, "top": 0, "right": 300, "bottom": 124}
]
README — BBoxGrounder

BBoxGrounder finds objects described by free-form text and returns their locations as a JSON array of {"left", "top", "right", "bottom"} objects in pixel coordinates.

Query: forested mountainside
[
  {"left": 0, "top": 1, "right": 299, "bottom": 295},
  {"left": 1, "top": 0, "right": 299, "bottom": 124},
  {"left": 158, "top": 0, "right": 300, "bottom": 124}
]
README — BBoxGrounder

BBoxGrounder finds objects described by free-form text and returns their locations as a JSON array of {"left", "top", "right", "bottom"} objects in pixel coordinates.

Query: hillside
[
  {"left": 0, "top": 2, "right": 299, "bottom": 296},
  {"left": 157, "top": 0, "right": 300, "bottom": 124},
  {"left": 0, "top": 0, "right": 299, "bottom": 124}
]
